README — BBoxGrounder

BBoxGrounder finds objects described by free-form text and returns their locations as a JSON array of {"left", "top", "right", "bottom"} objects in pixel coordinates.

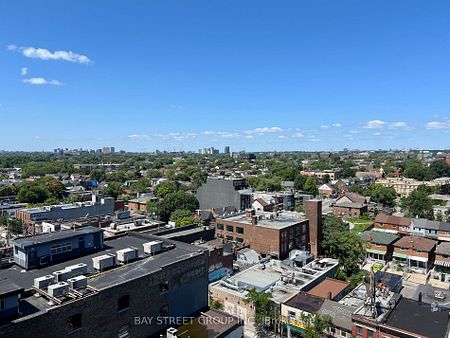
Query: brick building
[
  {"left": 215, "top": 209, "right": 309, "bottom": 259},
  {"left": 392, "top": 236, "right": 437, "bottom": 273},
  {"left": 332, "top": 192, "right": 368, "bottom": 218},
  {"left": 360, "top": 230, "right": 399, "bottom": 262},
  {"left": 373, "top": 214, "right": 412, "bottom": 235}
]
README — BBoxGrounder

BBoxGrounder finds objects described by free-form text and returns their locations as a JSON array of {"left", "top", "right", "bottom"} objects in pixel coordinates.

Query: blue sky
[{"left": 1, "top": 0, "right": 450, "bottom": 152}]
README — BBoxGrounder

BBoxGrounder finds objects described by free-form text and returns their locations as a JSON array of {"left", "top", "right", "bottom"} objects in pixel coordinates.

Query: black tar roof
[
  {"left": 12, "top": 226, "right": 103, "bottom": 249},
  {"left": 0, "top": 278, "right": 23, "bottom": 297},
  {"left": 2, "top": 232, "right": 206, "bottom": 291},
  {"left": 386, "top": 298, "right": 450, "bottom": 338},
  {"left": 284, "top": 292, "right": 324, "bottom": 313}
]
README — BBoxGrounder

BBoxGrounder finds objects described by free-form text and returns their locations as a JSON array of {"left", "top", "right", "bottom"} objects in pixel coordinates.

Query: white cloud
[
  {"left": 9, "top": 45, "right": 92, "bottom": 64},
  {"left": 293, "top": 132, "right": 304, "bottom": 138},
  {"left": 245, "top": 135, "right": 253, "bottom": 139},
  {"left": 23, "top": 77, "right": 62, "bottom": 86},
  {"left": 373, "top": 132, "right": 382, "bottom": 136},
  {"left": 426, "top": 120, "right": 450, "bottom": 129},
  {"left": 320, "top": 123, "right": 341, "bottom": 129},
  {"left": 20, "top": 67, "right": 28, "bottom": 75},
  {"left": 128, "top": 134, "right": 150, "bottom": 140},
  {"left": 245, "top": 127, "right": 283, "bottom": 134},
  {"left": 278, "top": 135, "right": 288, "bottom": 139},
  {"left": 390, "top": 121, "right": 408, "bottom": 129},
  {"left": 364, "top": 120, "right": 386, "bottom": 128}
]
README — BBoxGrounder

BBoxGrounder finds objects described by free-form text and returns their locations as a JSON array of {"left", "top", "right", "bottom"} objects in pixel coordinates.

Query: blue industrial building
[{"left": 12, "top": 227, "right": 104, "bottom": 270}]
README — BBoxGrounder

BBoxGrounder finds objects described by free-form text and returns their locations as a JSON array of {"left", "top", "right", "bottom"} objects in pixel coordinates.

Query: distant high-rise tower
[{"left": 224, "top": 146, "right": 230, "bottom": 154}]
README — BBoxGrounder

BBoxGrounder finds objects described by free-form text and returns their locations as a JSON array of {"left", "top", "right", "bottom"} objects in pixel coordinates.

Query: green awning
[
  {"left": 367, "top": 248, "right": 386, "bottom": 255},
  {"left": 393, "top": 252, "right": 408, "bottom": 259}
]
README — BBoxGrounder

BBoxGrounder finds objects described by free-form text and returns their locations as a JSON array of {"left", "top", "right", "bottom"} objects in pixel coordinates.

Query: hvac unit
[
  {"left": 116, "top": 247, "right": 138, "bottom": 263},
  {"left": 48, "top": 282, "right": 69, "bottom": 297},
  {"left": 65, "top": 263, "right": 88, "bottom": 277},
  {"left": 53, "top": 269, "right": 73, "bottom": 282},
  {"left": 143, "top": 241, "right": 163, "bottom": 255},
  {"left": 34, "top": 275, "right": 55, "bottom": 289},
  {"left": 67, "top": 275, "right": 88, "bottom": 290},
  {"left": 92, "top": 253, "right": 116, "bottom": 270}
]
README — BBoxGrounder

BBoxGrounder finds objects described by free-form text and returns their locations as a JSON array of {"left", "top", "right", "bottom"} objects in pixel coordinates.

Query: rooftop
[
  {"left": 393, "top": 235, "right": 437, "bottom": 252},
  {"left": 3, "top": 232, "right": 205, "bottom": 292},
  {"left": 374, "top": 214, "right": 411, "bottom": 226},
  {"left": 284, "top": 291, "right": 324, "bottom": 313},
  {"left": 317, "top": 299, "right": 353, "bottom": 331},
  {"left": 435, "top": 242, "right": 450, "bottom": 256},
  {"left": 306, "top": 278, "right": 350, "bottom": 300},
  {"left": 412, "top": 218, "right": 450, "bottom": 232},
  {"left": 12, "top": 226, "right": 103, "bottom": 248},
  {"left": 360, "top": 230, "right": 399, "bottom": 245},
  {"left": 386, "top": 298, "right": 450, "bottom": 338},
  {"left": 219, "top": 211, "right": 306, "bottom": 230}
]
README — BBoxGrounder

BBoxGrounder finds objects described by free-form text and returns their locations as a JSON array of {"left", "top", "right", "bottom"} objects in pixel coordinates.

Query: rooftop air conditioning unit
[
  {"left": 116, "top": 247, "right": 138, "bottom": 263},
  {"left": 34, "top": 275, "right": 55, "bottom": 289},
  {"left": 65, "top": 263, "right": 88, "bottom": 277},
  {"left": 143, "top": 241, "right": 163, "bottom": 255},
  {"left": 53, "top": 269, "right": 73, "bottom": 282},
  {"left": 48, "top": 282, "right": 69, "bottom": 297},
  {"left": 92, "top": 253, "right": 116, "bottom": 271},
  {"left": 67, "top": 275, "right": 88, "bottom": 290},
  {"left": 167, "top": 328, "right": 178, "bottom": 338}
]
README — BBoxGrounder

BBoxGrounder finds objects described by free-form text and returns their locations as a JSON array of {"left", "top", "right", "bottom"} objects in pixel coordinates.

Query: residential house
[
  {"left": 360, "top": 230, "right": 399, "bottom": 262},
  {"left": 252, "top": 197, "right": 273, "bottom": 212},
  {"left": 318, "top": 184, "right": 334, "bottom": 198},
  {"left": 332, "top": 192, "right": 368, "bottom": 218},
  {"left": 373, "top": 214, "right": 412, "bottom": 235},
  {"left": 433, "top": 242, "right": 450, "bottom": 282},
  {"left": 411, "top": 218, "right": 450, "bottom": 241},
  {"left": 392, "top": 236, "right": 437, "bottom": 273}
]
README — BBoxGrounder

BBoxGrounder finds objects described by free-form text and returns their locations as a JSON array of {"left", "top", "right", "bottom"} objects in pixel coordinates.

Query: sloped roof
[
  {"left": 375, "top": 214, "right": 411, "bottom": 227},
  {"left": 307, "top": 278, "right": 350, "bottom": 300},
  {"left": 435, "top": 242, "right": 450, "bottom": 256},
  {"left": 317, "top": 299, "right": 353, "bottom": 331},
  {"left": 393, "top": 236, "right": 436, "bottom": 252},
  {"left": 413, "top": 218, "right": 450, "bottom": 232},
  {"left": 360, "top": 230, "right": 399, "bottom": 245}
]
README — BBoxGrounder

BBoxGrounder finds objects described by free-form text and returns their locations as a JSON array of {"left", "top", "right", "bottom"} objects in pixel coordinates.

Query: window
[
  {"left": 118, "top": 295, "right": 130, "bottom": 312},
  {"left": 367, "top": 330, "right": 374, "bottom": 338},
  {"left": 236, "top": 227, "right": 244, "bottom": 234},
  {"left": 117, "top": 324, "right": 130, "bottom": 338},
  {"left": 236, "top": 237, "right": 244, "bottom": 243},
  {"left": 217, "top": 224, "right": 224, "bottom": 230},
  {"left": 356, "top": 326, "right": 363, "bottom": 338},
  {"left": 340, "top": 331, "right": 347, "bottom": 338},
  {"left": 50, "top": 242, "right": 72, "bottom": 255},
  {"left": 287, "top": 311, "right": 295, "bottom": 318},
  {"left": 226, "top": 225, "right": 234, "bottom": 232},
  {"left": 226, "top": 235, "right": 233, "bottom": 241},
  {"left": 159, "top": 280, "right": 169, "bottom": 294},
  {"left": 66, "top": 314, "right": 82, "bottom": 333}
]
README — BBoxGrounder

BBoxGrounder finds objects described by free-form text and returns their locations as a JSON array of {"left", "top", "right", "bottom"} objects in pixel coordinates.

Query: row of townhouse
[{"left": 362, "top": 213, "right": 450, "bottom": 279}]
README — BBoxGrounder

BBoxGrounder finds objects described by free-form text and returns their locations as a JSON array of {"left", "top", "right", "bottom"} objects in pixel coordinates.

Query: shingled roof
[
  {"left": 393, "top": 236, "right": 436, "bottom": 252},
  {"left": 360, "top": 230, "right": 399, "bottom": 245},
  {"left": 375, "top": 214, "right": 411, "bottom": 227}
]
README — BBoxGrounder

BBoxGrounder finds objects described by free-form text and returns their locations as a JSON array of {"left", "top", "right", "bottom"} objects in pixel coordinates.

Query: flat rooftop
[
  {"left": 220, "top": 211, "right": 306, "bottom": 230},
  {"left": 3, "top": 233, "right": 205, "bottom": 292},
  {"left": 386, "top": 298, "right": 450, "bottom": 338},
  {"left": 12, "top": 226, "right": 103, "bottom": 248}
]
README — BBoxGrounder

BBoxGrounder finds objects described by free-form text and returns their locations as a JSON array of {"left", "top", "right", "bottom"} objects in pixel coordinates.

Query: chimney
[
  {"left": 305, "top": 200, "right": 323, "bottom": 257},
  {"left": 418, "top": 292, "right": 422, "bottom": 304},
  {"left": 252, "top": 215, "right": 258, "bottom": 226},
  {"left": 368, "top": 233, "right": 373, "bottom": 241},
  {"left": 328, "top": 291, "right": 333, "bottom": 300}
]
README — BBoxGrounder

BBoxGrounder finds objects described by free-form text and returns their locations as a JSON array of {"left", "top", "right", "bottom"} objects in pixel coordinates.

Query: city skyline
[{"left": 2, "top": 1, "right": 450, "bottom": 151}]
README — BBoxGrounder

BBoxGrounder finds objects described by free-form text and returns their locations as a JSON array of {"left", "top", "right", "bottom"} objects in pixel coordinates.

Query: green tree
[
  {"left": 300, "top": 313, "right": 333, "bottom": 338},
  {"left": 304, "top": 177, "right": 318, "bottom": 195},
  {"left": 156, "top": 191, "right": 199, "bottom": 222},
  {"left": 322, "top": 215, "right": 366, "bottom": 278},
  {"left": 400, "top": 185, "right": 434, "bottom": 219},
  {"left": 43, "top": 177, "right": 67, "bottom": 199},
  {"left": 170, "top": 209, "right": 193, "bottom": 222},
  {"left": 429, "top": 160, "right": 450, "bottom": 178},
  {"left": 146, "top": 200, "right": 158, "bottom": 215},
  {"left": 210, "top": 299, "right": 224, "bottom": 310},
  {"left": 90, "top": 169, "right": 106, "bottom": 182},
  {"left": 102, "top": 181, "right": 123, "bottom": 199},
  {"left": 17, "top": 183, "right": 50, "bottom": 204},
  {"left": 155, "top": 182, "right": 177, "bottom": 198},
  {"left": 175, "top": 216, "right": 198, "bottom": 227},
  {"left": 369, "top": 184, "right": 397, "bottom": 207},
  {"left": 244, "top": 289, "right": 276, "bottom": 331}
]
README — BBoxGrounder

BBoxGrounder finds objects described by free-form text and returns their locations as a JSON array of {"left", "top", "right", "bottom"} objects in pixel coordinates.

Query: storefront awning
[
  {"left": 393, "top": 252, "right": 408, "bottom": 259},
  {"left": 409, "top": 255, "right": 428, "bottom": 263},
  {"left": 435, "top": 260, "right": 450, "bottom": 267},
  {"left": 367, "top": 248, "right": 387, "bottom": 255}
]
